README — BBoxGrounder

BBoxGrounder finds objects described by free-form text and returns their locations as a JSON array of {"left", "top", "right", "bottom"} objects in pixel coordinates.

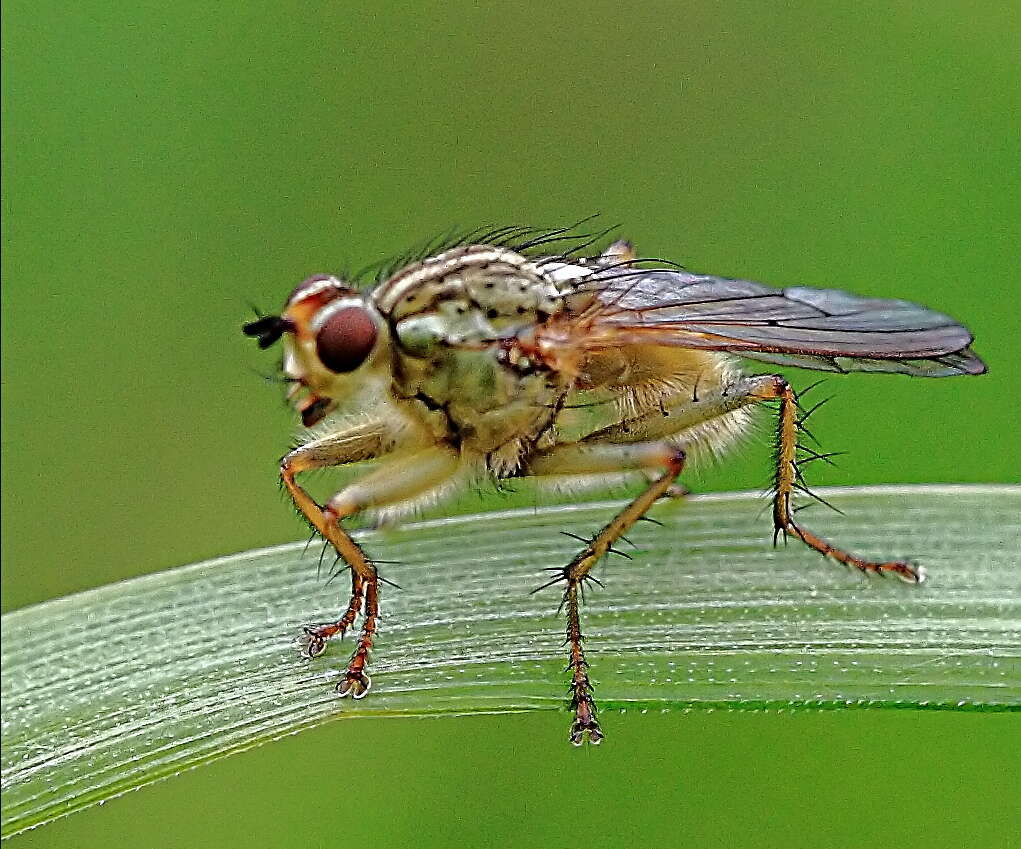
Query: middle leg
[{"left": 527, "top": 440, "right": 688, "bottom": 745}]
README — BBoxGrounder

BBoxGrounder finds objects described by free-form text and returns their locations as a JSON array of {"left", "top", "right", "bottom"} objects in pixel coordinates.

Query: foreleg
[{"left": 282, "top": 426, "right": 461, "bottom": 697}]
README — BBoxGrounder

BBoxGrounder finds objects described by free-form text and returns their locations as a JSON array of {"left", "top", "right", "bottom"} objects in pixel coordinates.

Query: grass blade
[{"left": 2, "top": 484, "right": 1019, "bottom": 837}]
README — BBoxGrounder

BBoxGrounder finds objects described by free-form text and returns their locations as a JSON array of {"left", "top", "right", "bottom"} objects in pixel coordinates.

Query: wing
[{"left": 564, "top": 268, "right": 986, "bottom": 377}]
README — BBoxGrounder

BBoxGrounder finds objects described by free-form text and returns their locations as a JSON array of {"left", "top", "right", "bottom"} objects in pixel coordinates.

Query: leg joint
[
  {"left": 749, "top": 373, "right": 791, "bottom": 401},
  {"left": 658, "top": 445, "right": 687, "bottom": 476},
  {"left": 666, "top": 446, "right": 687, "bottom": 466},
  {"left": 279, "top": 452, "right": 299, "bottom": 480}
]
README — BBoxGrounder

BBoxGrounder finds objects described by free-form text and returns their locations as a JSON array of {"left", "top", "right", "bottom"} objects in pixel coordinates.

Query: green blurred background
[{"left": 3, "top": 1, "right": 1018, "bottom": 847}]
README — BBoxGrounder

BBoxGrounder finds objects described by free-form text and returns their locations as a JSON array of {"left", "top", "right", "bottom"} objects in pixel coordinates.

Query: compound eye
[{"left": 315, "top": 306, "right": 378, "bottom": 373}]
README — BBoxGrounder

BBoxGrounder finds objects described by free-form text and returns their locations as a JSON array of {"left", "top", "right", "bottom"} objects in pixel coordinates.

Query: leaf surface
[{"left": 2, "top": 485, "right": 1019, "bottom": 837}]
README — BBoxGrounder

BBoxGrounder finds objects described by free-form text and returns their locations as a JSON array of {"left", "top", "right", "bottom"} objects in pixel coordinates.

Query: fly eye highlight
[{"left": 315, "top": 306, "right": 378, "bottom": 372}]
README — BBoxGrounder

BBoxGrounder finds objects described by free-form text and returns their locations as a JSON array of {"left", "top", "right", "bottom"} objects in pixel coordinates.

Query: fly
[{"left": 243, "top": 225, "right": 986, "bottom": 745}]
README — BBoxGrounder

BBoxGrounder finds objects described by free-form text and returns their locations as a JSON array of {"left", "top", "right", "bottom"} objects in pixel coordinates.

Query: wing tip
[{"left": 953, "top": 347, "right": 988, "bottom": 376}]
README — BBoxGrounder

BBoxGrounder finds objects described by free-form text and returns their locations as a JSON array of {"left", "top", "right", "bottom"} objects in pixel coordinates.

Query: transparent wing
[{"left": 565, "top": 268, "right": 986, "bottom": 377}]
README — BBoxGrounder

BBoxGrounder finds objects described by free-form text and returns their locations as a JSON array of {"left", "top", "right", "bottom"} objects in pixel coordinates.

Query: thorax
[{"left": 372, "top": 246, "right": 575, "bottom": 458}]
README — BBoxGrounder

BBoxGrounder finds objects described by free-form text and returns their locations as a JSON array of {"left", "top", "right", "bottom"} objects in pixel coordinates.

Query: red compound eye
[{"left": 315, "top": 306, "right": 378, "bottom": 372}]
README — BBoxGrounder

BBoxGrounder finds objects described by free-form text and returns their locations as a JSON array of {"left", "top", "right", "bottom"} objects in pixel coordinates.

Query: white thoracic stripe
[
  {"left": 289, "top": 276, "right": 341, "bottom": 304},
  {"left": 373, "top": 246, "right": 537, "bottom": 312}
]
